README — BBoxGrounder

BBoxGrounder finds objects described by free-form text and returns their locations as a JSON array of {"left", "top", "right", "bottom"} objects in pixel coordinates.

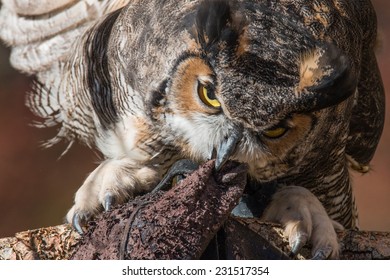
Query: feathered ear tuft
[
  {"left": 194, "top": 0, "right": 244, "bottom": 52},
  {"left": 296, "top": 43, "right": 357, "bottom": 112}
]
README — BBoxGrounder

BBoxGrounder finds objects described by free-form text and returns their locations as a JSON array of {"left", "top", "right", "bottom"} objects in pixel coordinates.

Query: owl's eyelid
[
  {"left": 197, "top": 75, "right": 214, "bottom": 85},
  {"left": 266, "top": 120, "right": 290, "bottom": 131},
  {"left": 196, "top": 79, "right": 212, "bottom": 90},
  {"left": 271, "top": 113, "right": 300, "bottom": 129},
  {"left": 196, "top": 79, "right": 216, "bottom": 96}
]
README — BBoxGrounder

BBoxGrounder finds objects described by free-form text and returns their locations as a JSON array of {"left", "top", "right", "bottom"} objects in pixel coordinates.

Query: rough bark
[
  {"left": 72, "top": 160, "right": 247, "bottom": 260},
  {"left": 0, "top": 224, "right": 81, "bottom": 260},
  {"left": 0, "top": 160, "right": 389, "bottom": 260},
  {"left": 223, "top": 218, "right": 390, "bottom": 260},
  {"left": 1, "top": 218, "right": 389, "bottom": 260}
]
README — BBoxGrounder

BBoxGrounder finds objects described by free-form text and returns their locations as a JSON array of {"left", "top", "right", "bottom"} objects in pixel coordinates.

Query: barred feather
[{"left": 0, "top": 0, "right": 130, "bottom": 147}]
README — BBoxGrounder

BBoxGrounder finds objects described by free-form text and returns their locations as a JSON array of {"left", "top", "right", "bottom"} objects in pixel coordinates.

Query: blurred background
[{"left": 0, "top": 0, "right": 389, "bottom": 237}]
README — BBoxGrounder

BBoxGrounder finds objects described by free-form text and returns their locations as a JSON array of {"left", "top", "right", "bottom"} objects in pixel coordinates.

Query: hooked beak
[{"left": 215, "top": 128, "right": 243, "bottom": 171}]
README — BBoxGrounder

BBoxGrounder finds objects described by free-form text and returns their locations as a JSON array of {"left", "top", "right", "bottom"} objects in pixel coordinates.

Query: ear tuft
[
  {"left": 195, "top": 0, "right": 243, "bottom": 52},
  {"left": 297, "top": 44, "right": 357, "bottom": 111}
]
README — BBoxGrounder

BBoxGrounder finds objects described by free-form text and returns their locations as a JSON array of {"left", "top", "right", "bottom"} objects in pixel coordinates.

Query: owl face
[{"left": 159, "top": 0, "right": 357, "bottom": 181}]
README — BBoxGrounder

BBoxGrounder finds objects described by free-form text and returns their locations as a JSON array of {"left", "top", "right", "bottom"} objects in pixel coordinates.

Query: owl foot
[
  {"left": 66, "top": 158, "right": 160, "bottom": 233},
  {"left": 69, "top": 193, "right": 116, "bottom": 234},
  {"left": 261, "top": 186, "right": 344, "bottom": 259}
]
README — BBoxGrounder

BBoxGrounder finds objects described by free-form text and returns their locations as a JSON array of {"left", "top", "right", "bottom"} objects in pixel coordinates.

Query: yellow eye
[
  {"left": 263, "top": 127, "right": 287, "bottom": 139},
  {"left": 198, "top": 83, "right": 221, "bottom": 108}
]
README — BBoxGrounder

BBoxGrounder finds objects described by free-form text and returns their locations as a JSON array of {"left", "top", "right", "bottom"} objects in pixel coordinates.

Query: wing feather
[
  {"left": 2, "top": 0, "right": 78, "bottom": 15},
  {"left": 0, "top": 0, "right": 130, "bottom": 148},
  {"left": 0, "top": 1, "right": 100, "bottom": 47}
]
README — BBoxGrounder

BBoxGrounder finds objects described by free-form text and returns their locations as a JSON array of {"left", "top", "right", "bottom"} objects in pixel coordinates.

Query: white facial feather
[{"left": 166, "top": 112, "right": 230, "bottom": 160}]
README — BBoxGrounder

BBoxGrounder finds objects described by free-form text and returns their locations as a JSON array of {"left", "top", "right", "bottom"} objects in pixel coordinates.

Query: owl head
[{"left": 144, "top": 0, "right": 357, "bottom": 180}]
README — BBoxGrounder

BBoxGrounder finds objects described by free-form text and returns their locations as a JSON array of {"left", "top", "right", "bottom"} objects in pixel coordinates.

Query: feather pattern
[{"left": 0, "top": 0, "right": 129, "bottom": 147}]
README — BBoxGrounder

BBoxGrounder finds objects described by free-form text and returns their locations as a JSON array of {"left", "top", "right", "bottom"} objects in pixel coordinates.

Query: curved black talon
[
  {"left": 72, "top": 213, "right": 85, "bottom": 235},
  {"left": 289, "top": 234, "right": 308, "bottom": 258},
  {"left": 104, "top": 193, "right": 114, "bottom": 211},
  {"left": 153, "top": 159, "right": 199, "bottom": 192},
  {"left": 311, "top": 246, "right": 333, "bottom": 260}
]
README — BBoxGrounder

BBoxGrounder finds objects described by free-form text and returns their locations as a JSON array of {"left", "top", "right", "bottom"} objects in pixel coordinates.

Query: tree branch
[{"left": 1, "top": 160, "right": 389, "bottom": 260}]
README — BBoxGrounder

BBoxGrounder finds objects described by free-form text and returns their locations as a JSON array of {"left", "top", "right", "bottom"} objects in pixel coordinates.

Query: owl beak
[{"left": 215, "top": 128, "right": 243, "bottom": 171}]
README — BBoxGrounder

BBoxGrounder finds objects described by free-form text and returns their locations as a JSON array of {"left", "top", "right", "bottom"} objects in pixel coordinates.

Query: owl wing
[
  {"left": 345, "top": 4, "right": 385, "bottom": 173},
  {"left": 0, "top": 0, "right": 129, "bottom": 148},
  {"left": 0, "top": 0, "right": 128, "bottom": 74},
  {"left": 346, "top": 51, "right": 385, "bottom": 173}
]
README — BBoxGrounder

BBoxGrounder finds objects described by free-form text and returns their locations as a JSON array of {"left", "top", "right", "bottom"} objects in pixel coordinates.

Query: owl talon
[
  {"left": 262, "top": 186, "right": 341, "bottom": 259},
  {"left": 311, "top": 246, "right": 333, "bottom": 260},
  {"left": 72, "top": 212, "right": 87, "bottom": 235},
  {"left": 290, "top": 233, "right": 308, "bottom": 257},
  {"left": 104, "top": 193, "right": 114, "bottom": 211},
  {"left": 66, "top": 158, "right": 161, "bottom": 230}
]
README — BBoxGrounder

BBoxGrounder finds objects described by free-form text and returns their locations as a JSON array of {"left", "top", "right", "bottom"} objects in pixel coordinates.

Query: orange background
[{"left": 0, "top": 0, "right": 389, "bottom": 237}]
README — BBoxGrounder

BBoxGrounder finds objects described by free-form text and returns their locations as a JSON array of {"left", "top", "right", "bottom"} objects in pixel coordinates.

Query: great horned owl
[{"left": 0, "top": 0, "right": 385, "bottom": 259}]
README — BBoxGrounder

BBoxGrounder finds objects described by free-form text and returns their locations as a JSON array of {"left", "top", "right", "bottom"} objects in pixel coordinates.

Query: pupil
[{"left": 206, "top": 87, "right": 216, "bottom": 100}]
